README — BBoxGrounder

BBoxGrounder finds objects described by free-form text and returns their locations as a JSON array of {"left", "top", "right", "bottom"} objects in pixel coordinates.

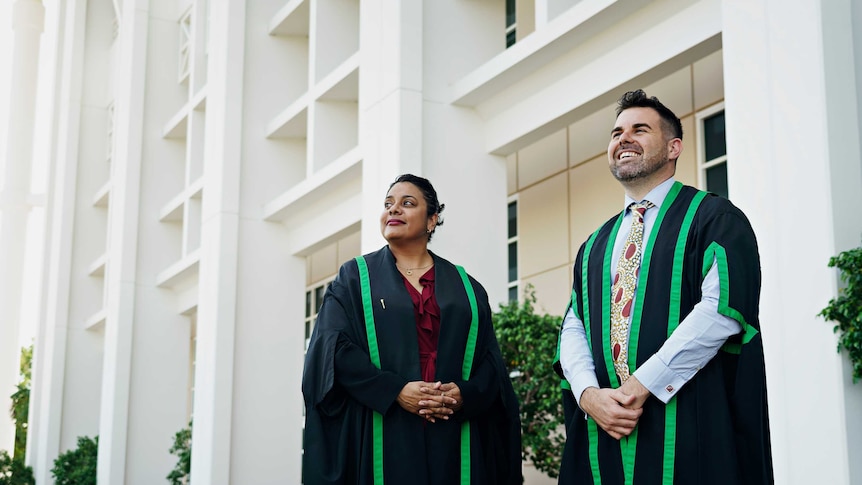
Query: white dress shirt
[{"left": 559, "top": 178, "right": 742, "bottom": 406}]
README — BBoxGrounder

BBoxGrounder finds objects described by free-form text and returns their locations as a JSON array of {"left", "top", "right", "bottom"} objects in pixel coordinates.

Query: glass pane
[
  {"left": 506, "top": 0, "right": 516, "bottom": 27},
  {"left": 314, "top": 285, "right": 325, "bottom": 314},
  {"left": 706, "top": 162, "right": 729, "bottom": 199},
  {"left": 305, "top": 321, "right": 311, "bottom": 340},
  {"left": 506, "top": 29, "right": 516, "bottom": 48},
  {"left": 305, "top": 291, "right": 311, "bottom": 318},
  {"left": 507, "top": 201, "right": 517, "bottom": 239},
  {"left": 508, "top": 286, "right": 518, "bottom": 302},
  {"left": 703, "top": 112, "right": 726, "bottom": 161},
  {"left": 508, "top": 242, "right": 518, "bottom": 282}
]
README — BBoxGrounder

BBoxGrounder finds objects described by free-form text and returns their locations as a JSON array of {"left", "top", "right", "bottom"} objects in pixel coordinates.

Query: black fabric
[
  {"left": 557, "top": 185, "right": 773, "bottom": 484},
  {"left": 302, "top": 246, "right": 522, "bottom": 485}
]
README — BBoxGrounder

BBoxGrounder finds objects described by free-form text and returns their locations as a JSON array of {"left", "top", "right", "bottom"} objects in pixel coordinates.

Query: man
[{"left": 555, "top": 90, "right": 773, "bottom": 484}]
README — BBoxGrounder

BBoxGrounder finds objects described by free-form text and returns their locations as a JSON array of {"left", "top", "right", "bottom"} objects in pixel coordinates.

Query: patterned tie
[{"left": 610, "top": 201, "right": 654, "bottom": 383}]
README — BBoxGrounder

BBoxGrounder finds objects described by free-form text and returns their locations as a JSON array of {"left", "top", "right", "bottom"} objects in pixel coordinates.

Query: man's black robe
[
  {"left": 556, "top": 183, "right": 773, "bottom": 484},
  {"left": 302, "top": 246, "right": 521, "bottom": 485}
]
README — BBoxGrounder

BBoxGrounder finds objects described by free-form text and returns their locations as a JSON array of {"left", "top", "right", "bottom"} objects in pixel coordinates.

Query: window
[
  {"left": 305, "top": 279, "right": 333, "bottom": 351},
  {"left": 105, "top": 101, "right": 115, "bottom": 164},
  {"left": 697, "top": 104, "right": 728, "bottom": 199},
  {"left": 506, "top": 0, "right": 517, "bottom": 48},
  {"left": 178, "top": 7, "right": 192, "bottom": 83},
  {"left": 507, "top": 200, "right": 518, "bottom": 301},
  {"left": 188, "top": 313, "right": 197, "bottom": 421}
]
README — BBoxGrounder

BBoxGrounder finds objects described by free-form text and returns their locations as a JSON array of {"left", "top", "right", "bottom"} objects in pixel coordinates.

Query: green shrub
[
  {"left": 167, "top": 422, "right": 192, "bottom": 485},
  {"left": 820, "top": 244, "right": 862, "bottom": 382},
  {"left": 51, "top": 436, "right": 98, "bottom": 485},
  {"left": 0, "top": 450, "right": 35, "bottom": 485},
  {"left": 10, "top": 345, "right": 32, "bottom": 459},
  {"left": 494, "top": 286, "right": 566, "bottom": 479}
]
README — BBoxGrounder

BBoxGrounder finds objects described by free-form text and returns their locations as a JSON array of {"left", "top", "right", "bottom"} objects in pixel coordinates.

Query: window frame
[
  {"left": 507, "top": 196, "right": 519, "bottom": 302},
  {"left": 695, "top": 102, "right": 728, "bottom": 195}
]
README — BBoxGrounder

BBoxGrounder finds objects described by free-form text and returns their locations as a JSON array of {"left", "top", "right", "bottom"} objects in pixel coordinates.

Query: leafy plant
[
  {"left": 494, "top": 285, "right": 566, "bottom": 479},
  {"left": 10, "top": 346, "right": 32, "bottom": 458},
  {"left": 167, "top": 422, "right": 192, "bottom": 485},
  {"left": 0, "top": 450, "right": 35, "bottom": 485},
  {"left": 820, "top": 245, "right": 862, "bottom": 382},
  {"left": 51, "top": 436, "right": 98, "bottom": 485}
]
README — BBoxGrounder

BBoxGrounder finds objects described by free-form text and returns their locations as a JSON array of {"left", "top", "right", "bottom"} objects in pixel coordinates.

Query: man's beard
[{"left": 611, "top": 153, "right": 671, "bottom": 182}]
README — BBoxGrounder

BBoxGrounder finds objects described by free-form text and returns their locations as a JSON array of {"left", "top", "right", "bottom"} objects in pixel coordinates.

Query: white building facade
[{"left": 9, "top": 0, "right": 862, "bottom": 484}]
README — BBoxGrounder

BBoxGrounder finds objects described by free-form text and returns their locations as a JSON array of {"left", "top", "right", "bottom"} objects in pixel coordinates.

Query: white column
[
  {"left": 96, "top": 0, "right": 148, "bottom": 482},
  {"left": 0, "top": 0, "right": 44, "bottom": 454},
  {"left": 27, "top": 0, "right": 85, "bottom": 481},
  {"left": 188, "top": 0, "right": 245, "bottom": 483},
  {"left": 723, "top": 0, "right": 862, "bottom": 484},
  {"left": 358, "top": 0, "right": 423, "bottom": 252}
]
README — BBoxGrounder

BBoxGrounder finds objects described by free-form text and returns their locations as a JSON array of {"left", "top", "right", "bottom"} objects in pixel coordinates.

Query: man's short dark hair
[{"left": 615, "top": 89, "right": 683, "bottom": 141}]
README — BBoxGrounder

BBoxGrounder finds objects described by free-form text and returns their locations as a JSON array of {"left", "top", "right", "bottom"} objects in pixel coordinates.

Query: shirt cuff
[
  {"left": 567, "top": 371, "right": 600, "bottom": 410},
  {"left": 633, "top": 356, "right": 686, "bottom": 404}
]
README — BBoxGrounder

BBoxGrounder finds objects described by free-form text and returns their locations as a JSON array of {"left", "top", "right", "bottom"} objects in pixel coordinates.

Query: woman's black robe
[{"left": 302, "top": 246, "right": 521, "bottom": 485}]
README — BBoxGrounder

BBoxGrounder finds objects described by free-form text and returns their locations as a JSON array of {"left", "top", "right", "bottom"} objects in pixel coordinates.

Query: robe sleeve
[
  {"left": 453, "top": 281, "right": 507, "bottom": 420},
  {"left": 699, "top": 203, "right": 762, "bottom": 332},
  {"left": 302, "top": 273, "right": 408, "bottom": 417}
]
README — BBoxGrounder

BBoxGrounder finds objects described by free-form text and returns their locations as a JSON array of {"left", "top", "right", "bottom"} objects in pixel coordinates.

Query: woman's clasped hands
[{"left": 397, "top": 381, "right": 463, "bottom": 423}]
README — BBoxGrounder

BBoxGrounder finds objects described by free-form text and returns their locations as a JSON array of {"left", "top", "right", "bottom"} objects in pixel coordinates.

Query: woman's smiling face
[{"left": 380, "top": 182, "right": 436, "bottom": 244}]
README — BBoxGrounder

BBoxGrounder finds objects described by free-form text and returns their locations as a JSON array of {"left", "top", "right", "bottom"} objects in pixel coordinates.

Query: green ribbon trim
[
  {"left": 355, "top": 256, "right": 384, "bottom": 485},
  {"left": 660, "top": 189, "right": 707, "bottom": 484},
  {"left": 455, "top": 265, "right": 478, "bottom": 485},
  {"left": 701, "top": 243, "right": 759, "bottom": 354},
  {"left": 627, "top": 181, "right": 682, "bottom": 377},
  {"left": 354, "top": 260, "right": 479, "bottom": 485},
  {"left": 579, "top": 228, "right": 603, "bottom": 484},
  {"left": 600, "top": 215, "right": 625, "bottom": 390},
  {"left": 587, "top": 418, "right": 603, "bottom": 485},
  {"left": 617, "top": 182, "right": 684, "bottom": 485},
  {"left": 554, "top": 290, "right": 578, "bottom": 390}
]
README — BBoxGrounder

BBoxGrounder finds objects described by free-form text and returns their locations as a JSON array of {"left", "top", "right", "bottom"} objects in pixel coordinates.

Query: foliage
[
  {"left": 820, "top": 245, "right": 862, "bottom": 382},
  {"left": 0, "top": 450, "right": 35, "bottom": 485},
  {"left": 167, "top": 422, "right": 192, "bottom": 485},
  {"left": 494, "top": 286, "right": 566, "bottom": 479},
  {"left": 10, "top": 346, "right": 33, "bottom": 458},
  {"left": 51, "top": 436, "right": 98, "bottom": 485}
]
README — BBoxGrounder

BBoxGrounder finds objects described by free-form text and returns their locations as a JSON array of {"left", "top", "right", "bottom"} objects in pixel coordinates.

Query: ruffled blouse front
[{"left": 402, "top": 268, "right": 441, "bottom": 382}]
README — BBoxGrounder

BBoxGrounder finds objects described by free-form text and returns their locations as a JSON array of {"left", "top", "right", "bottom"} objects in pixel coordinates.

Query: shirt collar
[{"left": 623, "top": 177, "right": 676, "bottom": 211}]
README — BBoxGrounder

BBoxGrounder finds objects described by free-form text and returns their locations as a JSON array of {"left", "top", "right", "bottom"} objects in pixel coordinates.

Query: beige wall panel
[
  {"left": 519, "top": 172, "right": 570, "bottom": 278},
  {"left": 644, "top": 66, "right": 694, "bottom": 118},
  {"left": 310, "top": 242, "right": 338, "bottom": 284},
  {"left": 521, "top": 264, "right": 571, "bottom": 317},
  {"left": 507, "top": 153, "right": 518, "bottom": 195},
  {"left": 693, "top": 50, "right": 724, "bottom": 110},
  {"left": 569, "top": 155, "right": 623, "bottom": 256},
  {"left": 517, "top": 128, "right": 567, "bottom": 189},
  {"left": 675, "top": 115, "right": 698, "bottom": 188},
  {"left": 337, "top": 231, "right": 361, "bottom": 268},
  {"left": 516, "top": 0, "right": 536, "bottom": 41},
  {"left": 568, "top": 104, "right": 616, "bottom": 167}
]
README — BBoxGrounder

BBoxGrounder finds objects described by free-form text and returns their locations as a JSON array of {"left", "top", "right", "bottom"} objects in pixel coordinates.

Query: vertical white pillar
[
  {"left": 358, "top": 0, "right": 423, "bottom": 252},
  {"left": 28, "top": 0, "right": 84, "bottom": 481},
  {"left": 188, "top": 0, "right": 245, "bottom": 483},
  {"left": 723, "top": 0, "right": 862, "bottom": 483},
  {"left": 96, "top": 0, "right": 148, "bottom": 482},
  {"left": 0, "top": 0, "right": 44, "bottom": 454}
]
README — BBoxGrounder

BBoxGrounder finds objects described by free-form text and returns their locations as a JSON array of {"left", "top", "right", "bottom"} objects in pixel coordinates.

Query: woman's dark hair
[
  {"left": 389, "top": 174, "right": 445, "bottom": 240},
  {"left": 616, "top": 89, "right": 683, "bottom": 141}
]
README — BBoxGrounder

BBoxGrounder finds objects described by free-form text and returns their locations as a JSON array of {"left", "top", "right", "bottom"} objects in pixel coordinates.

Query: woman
[{"left": 302, "top": 174, "right": 522, "bottom": 485}]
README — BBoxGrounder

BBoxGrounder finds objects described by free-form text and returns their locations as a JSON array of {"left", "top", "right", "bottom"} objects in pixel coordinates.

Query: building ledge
[
  {"left": 263, "top": 147, "right": 361, "bottom": 222},
  {"left": 450, "top": 0, "right": 649, "bottom": 107}
]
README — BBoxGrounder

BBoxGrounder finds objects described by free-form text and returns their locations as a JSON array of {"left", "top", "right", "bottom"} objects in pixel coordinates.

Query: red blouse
[{"left": 402, "top": 268, "right": 441, "bottom": 382}]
